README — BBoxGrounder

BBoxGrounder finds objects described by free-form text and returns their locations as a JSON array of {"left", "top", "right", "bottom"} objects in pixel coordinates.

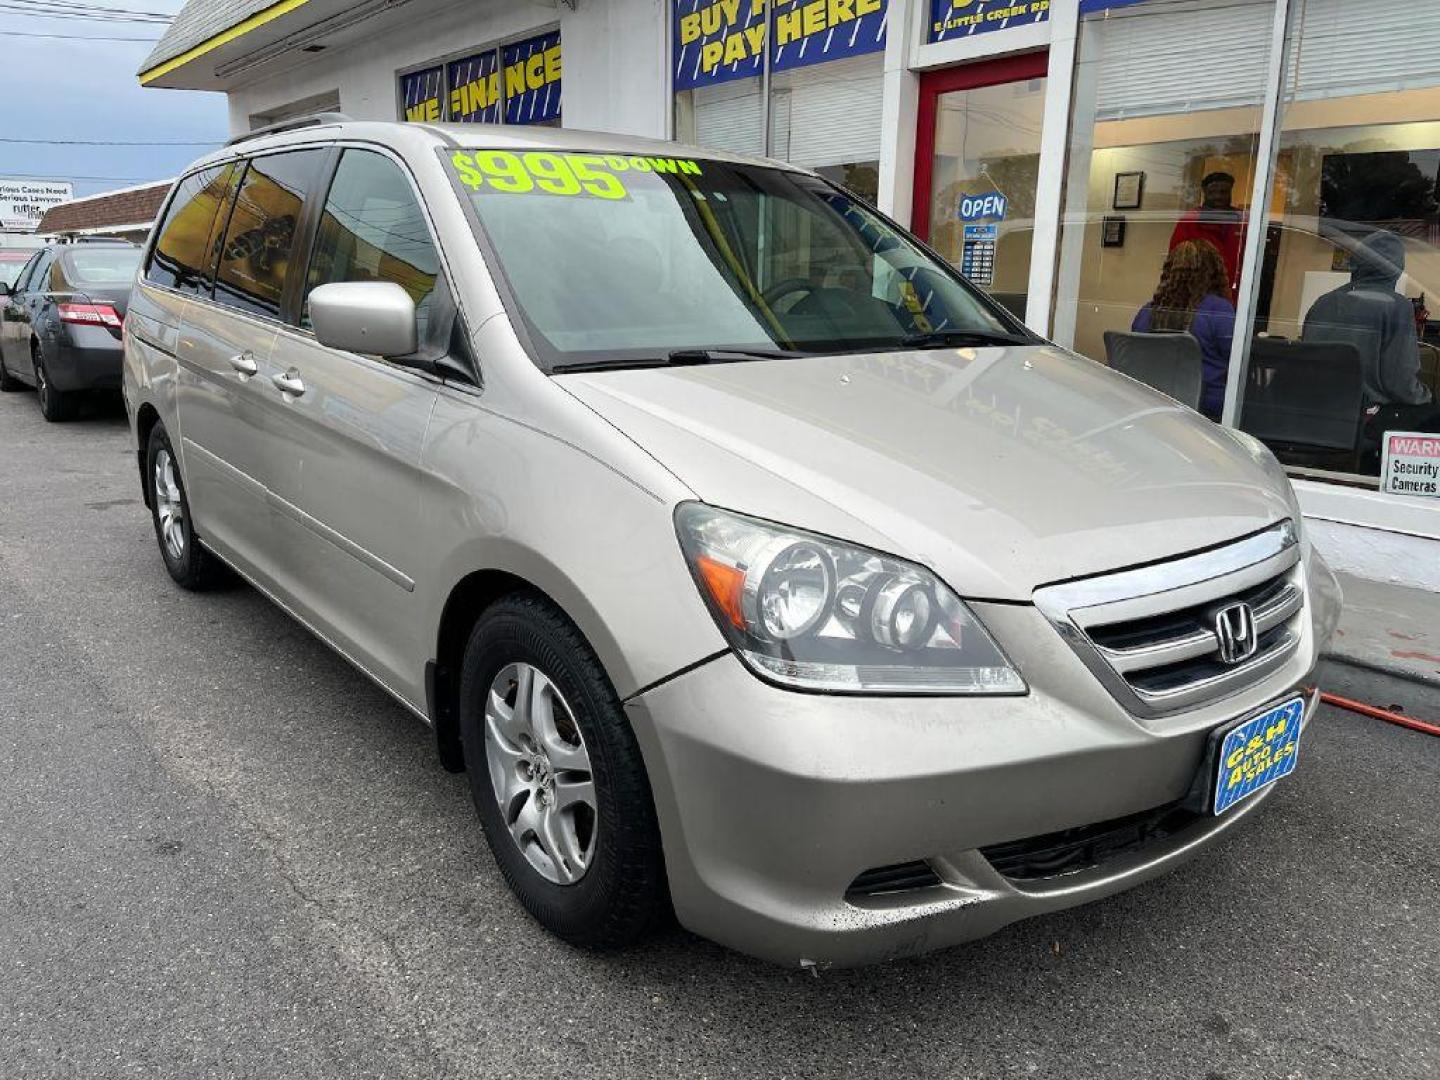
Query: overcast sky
[{"left": 0, "top": 0, "right": 228, "bottom": 198}]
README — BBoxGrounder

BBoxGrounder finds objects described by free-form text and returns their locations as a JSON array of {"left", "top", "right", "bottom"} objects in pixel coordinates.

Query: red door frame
[{"left": 911, "top": 50, "right": 1050, "bottom": 242}]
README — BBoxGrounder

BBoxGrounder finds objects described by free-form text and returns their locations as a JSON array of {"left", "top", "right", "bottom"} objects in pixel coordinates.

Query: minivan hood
[{"left": 558, "top": 345, "right": 1292, "bottom": 600}]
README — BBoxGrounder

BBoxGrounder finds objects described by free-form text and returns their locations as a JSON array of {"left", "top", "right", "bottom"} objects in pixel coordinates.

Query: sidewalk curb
[{"left": 1322, "top": 650, "right": 1440, "bottom": 691}]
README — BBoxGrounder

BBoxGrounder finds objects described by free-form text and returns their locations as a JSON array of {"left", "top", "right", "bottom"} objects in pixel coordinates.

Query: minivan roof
[{"left": 183, "top": 117, "right": 807, "bottom": 180}]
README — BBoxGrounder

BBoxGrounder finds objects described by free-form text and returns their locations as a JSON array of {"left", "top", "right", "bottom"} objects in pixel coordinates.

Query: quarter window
[
  {"left": 213, "top": 149, "right": 327, "bottom": 320},
  {"left": 303, "top": 149, "right": 441, "bottom": 337},
  {"left": 145, "top": 165, "right": 232, "bottom": 293},
  {"left": 11, "top": 251, "right": 44, "bottom": 293},
  {"left": 24, "top": 251, "right": 54, "bottom": 293}
]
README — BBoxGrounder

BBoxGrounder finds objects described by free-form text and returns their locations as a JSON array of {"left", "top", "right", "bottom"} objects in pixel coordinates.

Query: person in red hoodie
[{"left": 1169, "top": 171, "right": 1246, "bottom": 299}]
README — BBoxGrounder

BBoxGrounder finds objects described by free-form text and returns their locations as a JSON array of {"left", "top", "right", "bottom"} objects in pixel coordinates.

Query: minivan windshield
[{"left": 444, "top": 149, "right": 1028, "bottom": 370}]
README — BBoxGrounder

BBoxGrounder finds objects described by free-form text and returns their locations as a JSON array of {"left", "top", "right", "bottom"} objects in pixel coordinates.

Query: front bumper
[{"left": 625, "top": 548, "right": 1340, "bottom": 968}]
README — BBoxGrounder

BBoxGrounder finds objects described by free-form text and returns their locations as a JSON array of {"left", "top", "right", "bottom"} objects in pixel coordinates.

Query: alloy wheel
[
  {"left": 153, "top": 448, "right": 186, "bottom": 561},
  {"left": 483, "top": 661, "right": 598, "bottom": 885}
]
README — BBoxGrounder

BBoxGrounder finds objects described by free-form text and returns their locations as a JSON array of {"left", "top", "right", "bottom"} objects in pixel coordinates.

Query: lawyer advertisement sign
[{"left": 0, "top": 179, "right": 72, "bottom": 232}]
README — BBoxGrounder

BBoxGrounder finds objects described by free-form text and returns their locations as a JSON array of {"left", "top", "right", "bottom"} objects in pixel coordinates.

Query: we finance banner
[
  {"left": 673, "top": 0, "right": 889, "bottom": 93},
  {"left": 502, "top": 30, "right": 562, "bottom": 125},
  {"left": 400, "top": 65, "right": 444, "bottom": 122},
  {"left": 448, "top": 51, "right": 502, "bottom": 124}
]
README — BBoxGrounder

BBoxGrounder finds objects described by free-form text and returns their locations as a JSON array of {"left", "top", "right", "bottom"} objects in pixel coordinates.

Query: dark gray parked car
[{"left": 0, "top": 240, "right": 141, "bottom": 420}]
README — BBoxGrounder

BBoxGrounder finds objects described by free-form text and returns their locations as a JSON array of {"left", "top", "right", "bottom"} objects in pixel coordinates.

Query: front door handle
[
  {"left": 228, "top": 351, "right": 257, "bottom": 377},
  {"left": 272, "top": 369, "right": 306, "bottom": 396}
]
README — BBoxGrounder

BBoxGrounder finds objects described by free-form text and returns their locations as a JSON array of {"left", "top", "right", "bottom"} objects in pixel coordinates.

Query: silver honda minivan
[{"left": 123, "top": 117, "right": 1341, "bottom": 968}]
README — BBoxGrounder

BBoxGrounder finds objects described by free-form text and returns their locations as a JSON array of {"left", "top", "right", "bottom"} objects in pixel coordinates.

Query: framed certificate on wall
[{"left": 1113, "top": 171, "right": 1145, "bottom": 210}]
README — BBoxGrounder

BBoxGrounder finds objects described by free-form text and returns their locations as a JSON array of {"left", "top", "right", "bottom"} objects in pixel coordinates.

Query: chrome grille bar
[
  {"left": 1034, "top": 522, "right": 1306, "bottom": 717},
  {"left": 1095, "top": 581, "right": 1303, "bottom": 675}
]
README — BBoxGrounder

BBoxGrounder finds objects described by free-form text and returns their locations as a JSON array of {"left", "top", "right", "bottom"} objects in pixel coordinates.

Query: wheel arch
[
  {"left": 429, "top": 564, "right": 624, "bottom": 774},
  {"left": 135, "top": 402, "right": 162, "bottom": 509}
]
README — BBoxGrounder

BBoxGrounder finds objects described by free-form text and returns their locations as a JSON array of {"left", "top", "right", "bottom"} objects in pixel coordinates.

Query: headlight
[{"left": 675, "top": 503, "right": 1026, "bottom": 695}]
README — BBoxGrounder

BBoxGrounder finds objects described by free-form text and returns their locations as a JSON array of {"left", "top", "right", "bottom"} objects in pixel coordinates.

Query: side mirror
[
  {"left": 309, "top": 281, "right": 418, "bottom": 358},
  {"left": 0, "top": 282, "right": 11, "bottom": 298}
]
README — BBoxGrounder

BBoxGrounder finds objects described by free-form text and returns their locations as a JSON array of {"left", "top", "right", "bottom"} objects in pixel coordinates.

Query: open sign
[{"left": 957, "top": 191, "right": 1008, "bottom": 222}]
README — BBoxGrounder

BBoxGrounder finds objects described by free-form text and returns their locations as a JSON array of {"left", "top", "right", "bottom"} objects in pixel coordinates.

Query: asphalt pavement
[{"left": 1, "top": 387, "right": 1437, "bottom": 1080}]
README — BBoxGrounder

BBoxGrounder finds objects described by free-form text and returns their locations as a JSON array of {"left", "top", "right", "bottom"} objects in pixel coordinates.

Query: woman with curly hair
[{"left": 1131, "top": 238, "right": 1235, "bottom": 419}]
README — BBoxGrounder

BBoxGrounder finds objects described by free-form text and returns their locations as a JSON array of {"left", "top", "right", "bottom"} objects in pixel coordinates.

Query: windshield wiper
[
  {"left": 550, "top": 347, "right": 804, "bottom": 375},
  {"left": 664, "top": 347, "right": 804, "bottom": 365},
  {"left": 900, "top": 328, "right": 1030, "bottom": 349}
]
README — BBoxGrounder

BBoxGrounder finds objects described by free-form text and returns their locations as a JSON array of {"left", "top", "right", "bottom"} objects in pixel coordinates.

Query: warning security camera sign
[{"left": 1380, "top": 432, "right": 1440, "bottom": 498}]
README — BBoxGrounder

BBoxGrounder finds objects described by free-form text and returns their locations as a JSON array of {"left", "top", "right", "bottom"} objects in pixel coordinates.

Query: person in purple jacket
[{"left": 1131, "top": 239, "right": 1236, "bottom": 420}]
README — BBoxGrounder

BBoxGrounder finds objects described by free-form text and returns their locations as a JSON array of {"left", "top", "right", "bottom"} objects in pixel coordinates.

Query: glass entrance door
[{"left": 913, "top": 52, "right": 1049, "bottom": 323}]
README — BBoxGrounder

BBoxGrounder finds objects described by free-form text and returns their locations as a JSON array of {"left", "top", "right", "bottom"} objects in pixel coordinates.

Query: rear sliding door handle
[
  {"left": 271, "top": 369, "right": 306, "bottom": 396},
  {"left": 228, "top": 352, "right": 257, "bottom": 377}
]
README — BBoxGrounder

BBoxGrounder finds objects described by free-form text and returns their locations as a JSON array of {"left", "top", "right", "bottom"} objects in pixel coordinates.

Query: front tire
[
  {"left": 459, "top": 594, "right": 667, "bottom": 949},
  {"left": 33, "top": 346, "right": 74, "bottom": 422},
  {"left": 146, "top": 422, "right": 228, "bottom": 590},
  {"left": 0, "top": 353, "right": 20, "bottom": 392}
]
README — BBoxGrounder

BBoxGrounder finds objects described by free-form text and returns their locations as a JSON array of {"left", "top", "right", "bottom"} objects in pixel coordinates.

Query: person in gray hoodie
[
  {"left": 1303, "top": 230, "right": 1431, "bottom": 407},
  {"left": 1302, "top": 229, "right": 1438, "bottom": 469}
]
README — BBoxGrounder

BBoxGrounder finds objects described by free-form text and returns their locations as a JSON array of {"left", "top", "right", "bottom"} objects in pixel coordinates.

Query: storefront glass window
[
  {"left": 670, "top": 0, "right": 888, "bottom": 203},
  {"left": 1233, "top": 0, "right": 1440, "bottom": 481},
  {"left": 770, "top": 54, "right": 883, "bottom": 205},
  {"left": 924, "top": 73, "right": 1046, "bottom": 320},
  {"left": 1052, "top": 0, "right": 1277, "bottom": 422},
  {"left": 674, "top": 79, "right": 765, "bottom": 157},
  {"left": 671, "top": 0, "right": 767, "bottom": 156}
]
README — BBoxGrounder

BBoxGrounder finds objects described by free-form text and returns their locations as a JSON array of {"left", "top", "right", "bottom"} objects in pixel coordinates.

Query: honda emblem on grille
[{"left": 1214, "top": 602, "right": 1258, "bottom": 665}]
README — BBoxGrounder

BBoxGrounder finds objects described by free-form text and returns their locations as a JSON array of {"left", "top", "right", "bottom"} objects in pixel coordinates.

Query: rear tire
[
  {"left": 0, "top": 353, "right": 20, "bottom": 392},
  {"left": 459, "top": 594, "right": 667, "bottom": 949},
  {"left": 146, "top": 422, "right": 228, "bottom": 591},
  {"left": 33, "top": 346, "right": 74, "bottom": 422}
]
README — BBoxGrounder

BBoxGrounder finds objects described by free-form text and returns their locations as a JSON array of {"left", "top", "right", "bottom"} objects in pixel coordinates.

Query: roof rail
[{"left": 226, "top": 112, "right": 351, "bottom": 147}]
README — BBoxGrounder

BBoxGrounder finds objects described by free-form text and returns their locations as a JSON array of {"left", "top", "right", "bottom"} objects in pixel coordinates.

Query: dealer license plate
[{"left": 1212, "top": 696, "right": 1306, "bottom": 816}]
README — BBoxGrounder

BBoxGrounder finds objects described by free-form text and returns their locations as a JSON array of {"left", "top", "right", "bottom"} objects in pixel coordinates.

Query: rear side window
[
  {"left": 146, "top": 166, "right": 232, "bottom": 292},
  {"left": 213, "top": 149, "right": 327, "bottom": 320}
]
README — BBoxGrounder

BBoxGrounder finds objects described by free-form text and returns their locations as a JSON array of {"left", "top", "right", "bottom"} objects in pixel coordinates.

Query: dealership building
[{"left": 140, "top": 0, "right": 1440, "bottom": 639}]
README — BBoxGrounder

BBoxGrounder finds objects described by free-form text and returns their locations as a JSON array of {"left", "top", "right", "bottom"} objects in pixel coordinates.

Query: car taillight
[{"left": 58, "top": 302, "right": 123, "bottom": 329}]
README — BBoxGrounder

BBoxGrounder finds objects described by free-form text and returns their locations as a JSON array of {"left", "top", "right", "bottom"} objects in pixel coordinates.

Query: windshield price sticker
[{"left": 450, "top": 150, "right": 703, "bottom": 200}]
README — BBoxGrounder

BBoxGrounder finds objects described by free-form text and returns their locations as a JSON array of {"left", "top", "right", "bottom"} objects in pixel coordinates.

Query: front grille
[
  {"left": 846, "top": 860, "right": 943, "bottom": 898},
  {"left": 1034, "top": 523, "right": 1305, "bottom": 717},
  {"left": 981, "top": 802, "right": 1201, "bottom": 881}
]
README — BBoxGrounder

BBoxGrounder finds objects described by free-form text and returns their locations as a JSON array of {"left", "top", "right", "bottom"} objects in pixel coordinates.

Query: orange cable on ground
[{"left": 1319, "top": 691, "right": 1440, "bottom": 737}]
